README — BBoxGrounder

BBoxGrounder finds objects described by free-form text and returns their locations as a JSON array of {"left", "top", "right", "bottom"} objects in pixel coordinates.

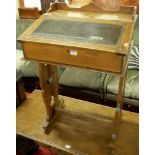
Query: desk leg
[
  {"left": 109, "top": 74, "right": 126, "bottom": 154},
  {"left": 48, "top": 65, "right": 60, "bottom": 106},
  {"left": 39, "top": 63, "right": 61, "bottom": 134}
]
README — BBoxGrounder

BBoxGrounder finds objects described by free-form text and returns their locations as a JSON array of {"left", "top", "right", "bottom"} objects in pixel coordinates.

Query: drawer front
[{"left": 23, "top": 42, "right": 123, "bottom": 73}]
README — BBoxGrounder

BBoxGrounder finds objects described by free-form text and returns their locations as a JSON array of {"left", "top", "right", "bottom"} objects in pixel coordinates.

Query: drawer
[{"left": 22, "top": 42, "right": 124, "bottom": 73}]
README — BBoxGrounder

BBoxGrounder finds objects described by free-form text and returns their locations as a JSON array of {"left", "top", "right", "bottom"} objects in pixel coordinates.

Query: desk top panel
[
  {"left": 32, "top": 19, "right": 123, "bottom": 46},
  {"left": 18, "top": 3, "right": 136, "bottom": 54}
]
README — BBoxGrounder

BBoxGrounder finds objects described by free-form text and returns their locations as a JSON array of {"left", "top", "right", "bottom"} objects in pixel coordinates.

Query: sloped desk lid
[
  {"left": 18, "top": 3, "right": 136, "bottom": 55},
  {"left": 31, "top": 19, "right": 123, "bottom": 46}
]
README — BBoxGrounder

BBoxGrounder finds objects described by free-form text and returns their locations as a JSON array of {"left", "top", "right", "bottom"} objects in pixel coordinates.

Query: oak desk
[
  {"left": 16, "top": 90, "right": 139, "bottom": 155},
  {"left": 18, "top": 2, "right": 137, "bottom": 154}
]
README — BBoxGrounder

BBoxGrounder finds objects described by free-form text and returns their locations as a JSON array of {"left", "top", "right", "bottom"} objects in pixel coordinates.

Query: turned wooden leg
[
  {"left": 48, "top": 65, "right": 64, "bottom": 108},
  {"left": 39, "top": 63, "right": 64, "bottom": 134},
  {"left": 109, "top": 74, "right": 126, "bottom": 154},
  {"left": 39, "top": 63, "right": 52, "bottom": 120},
  {"left": 39, "top": 63, "right": 57, "bottom": 134},
  {"left": 113, "top": 74, "right": 126, "bottom": 126},
  {"left": 117, "top": 74, "right": 126, "bottom": 112},
  {"left": 48, "top": 65, "right": 59, "bottom": 105}
]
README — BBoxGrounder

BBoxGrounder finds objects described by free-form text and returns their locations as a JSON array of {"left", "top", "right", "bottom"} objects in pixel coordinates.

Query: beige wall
[{"left": 16, "top": 0, "right": 19, "bottom": 19}]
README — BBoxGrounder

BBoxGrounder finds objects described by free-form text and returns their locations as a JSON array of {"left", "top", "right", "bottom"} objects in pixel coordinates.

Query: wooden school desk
[{"left": 18, "top": 2, "right": 137, "bottom": 154}]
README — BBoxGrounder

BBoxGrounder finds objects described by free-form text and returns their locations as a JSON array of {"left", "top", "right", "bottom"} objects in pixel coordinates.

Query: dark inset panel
[{"left": 32, "top": 19, "right": 123, "bottom": 45}]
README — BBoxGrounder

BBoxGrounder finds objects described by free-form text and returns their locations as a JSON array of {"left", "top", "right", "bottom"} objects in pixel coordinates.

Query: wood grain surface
[
  {"left": 18, "top": 4, "right": 135, "bottom": 54},
  {"left": 23, "top": 41, "right": 124, "bottom": 74},
  {"left": 16, "top": 90, "right": 139, "bottom": 155},
  {"left": 18, "top": 4, "right": 136, "bottom": 75}
]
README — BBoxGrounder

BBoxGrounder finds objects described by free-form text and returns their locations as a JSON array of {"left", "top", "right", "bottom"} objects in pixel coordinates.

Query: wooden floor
[{"left": 16, "top": 90, "right": 139, "bottom": 155}]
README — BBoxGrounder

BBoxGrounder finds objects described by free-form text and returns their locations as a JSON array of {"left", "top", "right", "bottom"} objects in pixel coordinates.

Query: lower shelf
[{"left": 16, "top": 89, "right": 139, "bottom": 155}]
